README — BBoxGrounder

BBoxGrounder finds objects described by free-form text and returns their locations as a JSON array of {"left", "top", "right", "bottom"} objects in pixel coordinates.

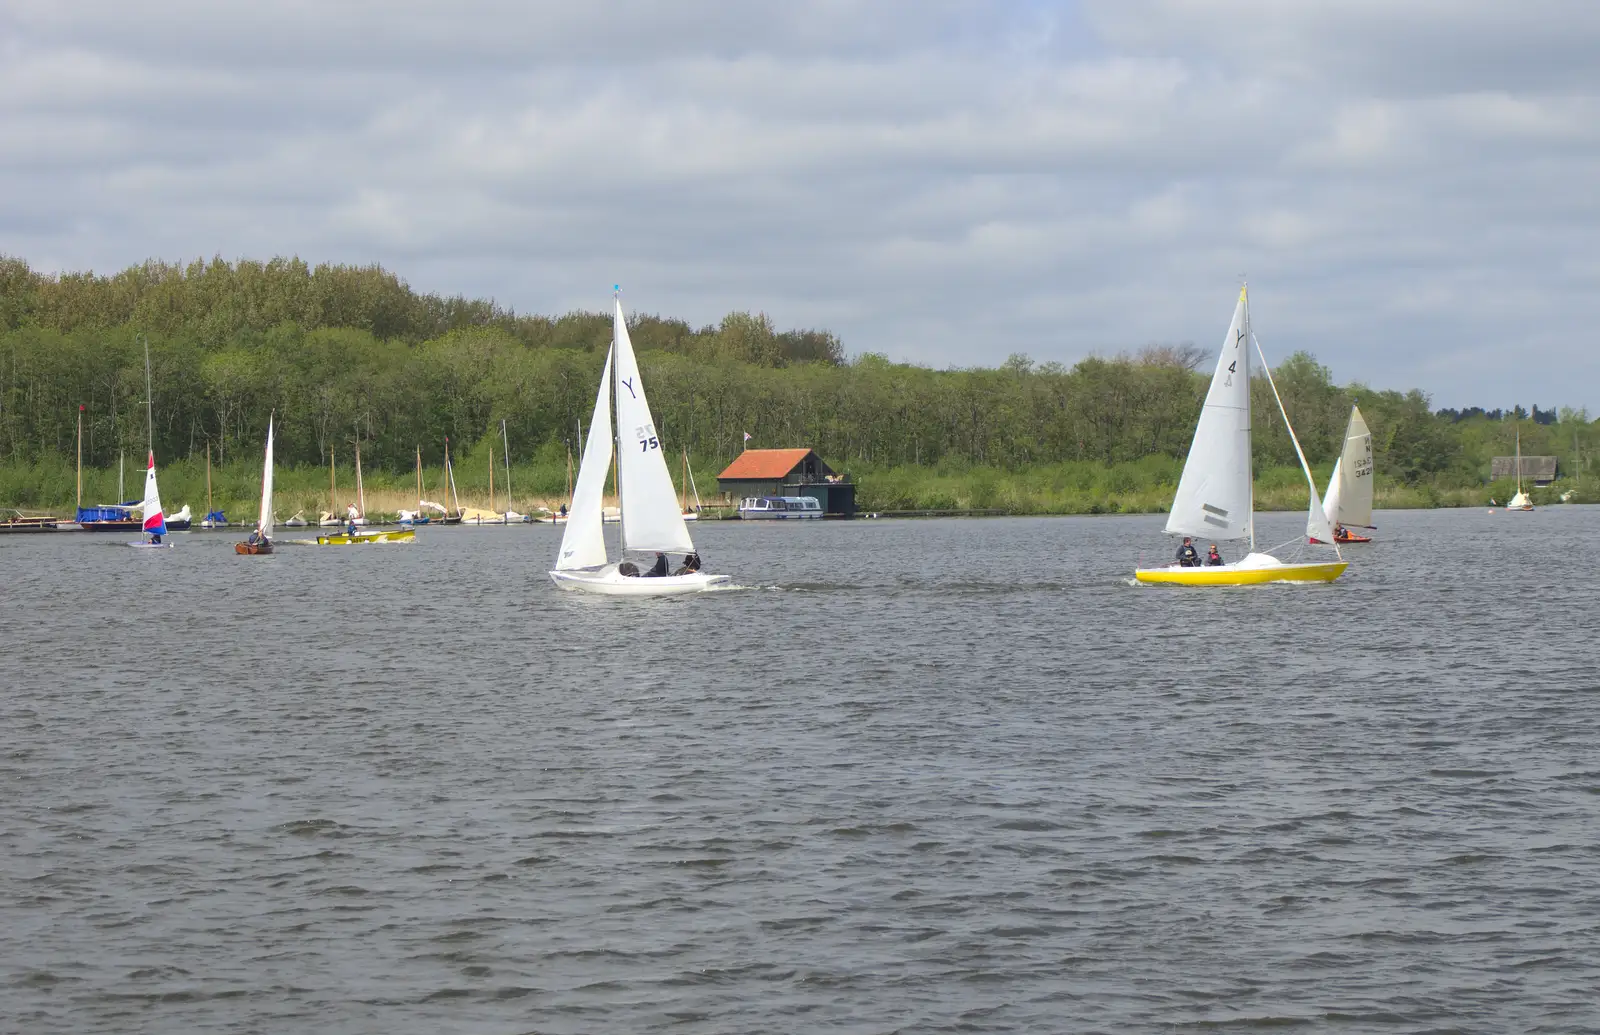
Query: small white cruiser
[{"left": 739, "top": 495, "right": 823, "bottom": 520}]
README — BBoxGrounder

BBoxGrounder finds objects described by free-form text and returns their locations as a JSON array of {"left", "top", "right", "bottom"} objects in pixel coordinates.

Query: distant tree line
[{"left": 0, "top": 255, "right": 1593, "bottom": 487}]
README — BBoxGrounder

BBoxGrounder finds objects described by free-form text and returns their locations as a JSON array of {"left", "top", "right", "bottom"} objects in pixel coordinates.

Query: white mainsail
[
  {"left": 1166, "top": 287, "right": 1254, "bottom": 542},
  {"left": 555, "top": 347, "right": 615, "bottom": 570},
  {"left": 1324, "top": 405, "right": 1374, "bottom": 529},
  {"left": 612, "top": 298, "right": 695, "bottom": 554},
  {"left": 258, "top": 415, "right": 276, "bottom": 538}
]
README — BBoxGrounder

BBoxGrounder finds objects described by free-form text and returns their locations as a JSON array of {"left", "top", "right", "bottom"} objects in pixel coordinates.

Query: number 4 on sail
[
  {"left": 548, "top": 291, "right": 730, "bottom": 596},
  {"left": 1134, "top": 285, "right": 1348, "bottom": 586}
]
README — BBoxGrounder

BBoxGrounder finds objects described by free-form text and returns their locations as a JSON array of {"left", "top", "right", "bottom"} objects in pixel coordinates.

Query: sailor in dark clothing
[
  {"left": 671, "top": 552, "right": 702, "bottom": 576},
  {"left": 644, "top": 552, "right": 669, "bottom": 577},
  {"left": 1176, "top": 537, "right": 1200, "bottom": 567},
  {"left": 1205, "top": 544, "right": 1224, "bottom": 566}
]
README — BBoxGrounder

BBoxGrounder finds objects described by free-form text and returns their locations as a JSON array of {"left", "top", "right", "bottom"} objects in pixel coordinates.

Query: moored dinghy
[
  {"left": 549, "top": 291, "right": 729, "bottom": 596},
  {"left": 236, "top": 415, "right": 276, "bottom": 555},
  {"left": 1135, "top": 286, "right": 1347, "bottom": 586}
]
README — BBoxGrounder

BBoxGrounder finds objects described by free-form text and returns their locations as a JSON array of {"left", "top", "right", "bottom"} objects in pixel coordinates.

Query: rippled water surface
[{"left": 4, "top": 508, "right": 1599, "bottom": 1033}]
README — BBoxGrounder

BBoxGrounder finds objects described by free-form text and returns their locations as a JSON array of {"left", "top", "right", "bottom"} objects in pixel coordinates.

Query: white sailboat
[
  {"left": 235, "top": 414, "right": 275, "bottom": 555},
  {"left": 1506, "top": 426, "right": 1534, "bottom": 511},
  {"left": 1135, "top": 285, "right": 1348, "bottom": 586},
  {"left": 129, "top": 338, "right": 172, "bottom": 549},
  {"left": 1313, "top": 404, "right": 1374, "bottom": 543},
  {"left": 550, "top": 293, "right": 729, "bottom": 595}
]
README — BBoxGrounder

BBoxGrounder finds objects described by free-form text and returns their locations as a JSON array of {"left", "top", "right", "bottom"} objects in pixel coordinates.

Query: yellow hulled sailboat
[{"left": 1135, "top": 286, "right": 1347, "bottom": 587}]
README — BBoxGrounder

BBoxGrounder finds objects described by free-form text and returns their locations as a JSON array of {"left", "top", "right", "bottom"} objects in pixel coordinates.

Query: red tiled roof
[{"left": 718, "top": 448, "right": 816, "bottom": 480}]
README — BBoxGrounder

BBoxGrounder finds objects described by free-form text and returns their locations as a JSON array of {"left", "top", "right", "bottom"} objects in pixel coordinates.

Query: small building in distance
[
  {"left": 1490, "top": 456, "right": 1558, "bottom": 486},
  {"left": 717, "top": 448, "right": 856, "bottom": 517}
]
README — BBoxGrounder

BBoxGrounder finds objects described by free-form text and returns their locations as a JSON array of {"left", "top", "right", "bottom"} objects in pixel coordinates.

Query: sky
[{"left": 3, "top": 0, "right": 1598, "bottom": 409}]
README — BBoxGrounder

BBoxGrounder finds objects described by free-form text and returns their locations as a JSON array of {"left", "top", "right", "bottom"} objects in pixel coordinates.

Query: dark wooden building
[
  {"left": 717, "top": 448, "right": 856, "bottom": 516},
  {"left": 1490, "top": 456, "right": 1557, "bottom": 486}
]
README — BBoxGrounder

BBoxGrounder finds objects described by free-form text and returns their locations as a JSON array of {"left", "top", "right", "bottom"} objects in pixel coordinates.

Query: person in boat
[
  {"left": 1176, "top": 537, "right": 1200, "bottom": 567},
  {"left": 644, "top": 552, "right": 669, "bottom": 577},
  {"left": 149, "top": 532, "right": 163, "bottom": 545},
  {"left": 558, "top": 503, "right": 567, "bottom": 518},
  {"left": 1205, "top": 544, "right": 1223, "bottom": 566},
  {"left": 671, "top": 552, "right": 702, "bottom": 576},
  {"left": 246, "top": 528, "right": 261, "bottom": 546}
]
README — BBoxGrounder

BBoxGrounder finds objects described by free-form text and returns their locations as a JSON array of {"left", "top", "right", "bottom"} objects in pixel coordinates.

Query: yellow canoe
[
  {"left": 1135, "top": 554, "right": 1347, "bottom": 586},
  {"left": 316, "top": 529, "right": 416, "bottom": 545}
]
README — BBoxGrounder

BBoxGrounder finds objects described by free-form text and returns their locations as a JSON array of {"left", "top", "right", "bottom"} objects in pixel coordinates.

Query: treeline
[{"left": 0, "top": 255, "right": 1595, "bottom": 496}]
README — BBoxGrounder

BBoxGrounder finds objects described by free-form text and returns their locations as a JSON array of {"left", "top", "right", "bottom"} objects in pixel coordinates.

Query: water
[{"left": 3, "top": 509, "right": 1598, "bottom": 1033}]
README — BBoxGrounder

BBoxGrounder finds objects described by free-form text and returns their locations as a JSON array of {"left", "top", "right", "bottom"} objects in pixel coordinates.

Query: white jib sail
[
  {"left": 555, "top": 347, "right": 615, "bottom": 570},
  {"left": 612, "top": 298, "right": 695, "bottom": 554},
  {"left": 141, "top": 451, "right": 165, "bottom": 532},
  {"left": 1165, "top": 287, "right": 1254, "bottom": 541},
  {"left": 1331, "top": 405, "right": 1373, "bottom": 528},
  {"left": 258, "top": 415, "right": 276, "bottom": 538}
]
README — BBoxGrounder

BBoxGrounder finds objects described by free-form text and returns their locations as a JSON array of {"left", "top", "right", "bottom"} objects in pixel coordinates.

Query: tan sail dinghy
[
  {"left": 1135, "top": 286, "right": 1347, "bottom": 586},
  {"left": 549, "top": 291, "right": 729, "bottom": 596},
  {"left": 1312, "top": 404, "right": 1374, "bottom": 543}
]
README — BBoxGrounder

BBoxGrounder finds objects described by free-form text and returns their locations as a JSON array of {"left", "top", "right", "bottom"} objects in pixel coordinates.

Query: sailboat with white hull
[
  {"left": 1311, "top": 404, "right": 1375, "bottom": 544},
  {"left": 550, "top": 292, "right": 729, "bottom": 596},
  {"left": 1135, "top": 286, "right": 1347, "bottom": 586},
  {"left": 1506, "top": 426, "right": 1534, "bottom": 511},
  {"left": 235, "top": 415, "right": 276, "bottom": 555}
]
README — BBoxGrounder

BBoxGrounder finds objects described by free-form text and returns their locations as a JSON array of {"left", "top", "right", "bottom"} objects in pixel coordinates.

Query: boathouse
[
  {"left": 1490, "top": 456, "right": 1558, "bottom": 486},
  {"left": 717, "top": 448, "right": 856, "bottom": 517}
]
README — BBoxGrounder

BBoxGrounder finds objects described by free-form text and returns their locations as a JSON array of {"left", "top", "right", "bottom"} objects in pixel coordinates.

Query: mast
[
  {"left": 501, "top": 419, "right": 513, "bottom": 516},
  {"left": 680, "top": 450, "right": 687, "bottom": 512},
  {"left": 1243, "top": 285, "right": 1256, "bottom": 552},
  {"left": 76, "top": 405, "right": 83, "bottom": 510},
  {"left": 1516, "top": 426, "right": 1524, "bottom": 495},
  {"left": 119, "top": 450, "right": 125, "bottom": 502},
  {"left": 329, "top": 449, "right": 337, "bottom": 520},
  {"left": 445, "top": 437, "right": 461, "bottom": 517},
  {"left": 355, "top": 444, "right": 366, "bottom": 518},
  {"left": 416, "top": 445, "right": 423, "bottom": 513},
  {"left": 206, "top": 442, "right": 213, "bottom": 517},
  {"left": 488, "top": 444, "right": 495, "bottom": 515},
  {"left": 142, "top": 335, "right": 154, "bottom": 456},
  {"left": 612, "top": 288, "right": 625, "bottom": 557}
]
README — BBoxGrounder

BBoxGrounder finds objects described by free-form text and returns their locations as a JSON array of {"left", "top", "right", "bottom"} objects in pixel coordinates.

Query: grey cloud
[{"left": 1, "top": 0, "right": 1597, "bottom": 407}]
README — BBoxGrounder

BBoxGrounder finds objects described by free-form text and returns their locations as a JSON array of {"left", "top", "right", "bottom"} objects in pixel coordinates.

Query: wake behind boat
[
  {"left": 549, "top": 292, "right": 729, "bottom": 596},
  {"left": 1135, "top": 286, "right": 1347, "bottom": 587}
]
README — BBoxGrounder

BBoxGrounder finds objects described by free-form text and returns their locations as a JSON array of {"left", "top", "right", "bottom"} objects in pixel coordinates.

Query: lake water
[{"left": 3, "top": 508, "right": 1598, "bottom": 1033}]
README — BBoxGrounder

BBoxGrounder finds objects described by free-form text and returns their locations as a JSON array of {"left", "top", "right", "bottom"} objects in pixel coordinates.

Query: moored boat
[
  {"left": 1134, "top": 285, "right": 1347, "bottom": 587},
  {"left": 738, "top": 495, "right": 822, "bottom": 519},
  {"left": 315, "top": 528, "right": 416, "bottom": 545}
]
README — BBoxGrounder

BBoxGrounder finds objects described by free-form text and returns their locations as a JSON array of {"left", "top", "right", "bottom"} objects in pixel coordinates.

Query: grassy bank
[{"left": 7, "top": 452, "right": 1591, "bottom": 520}]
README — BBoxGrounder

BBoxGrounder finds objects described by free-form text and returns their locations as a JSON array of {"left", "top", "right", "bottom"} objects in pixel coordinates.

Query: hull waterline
[{"left": 1135, "top": 554, "right": 1347, "bottom": 586}]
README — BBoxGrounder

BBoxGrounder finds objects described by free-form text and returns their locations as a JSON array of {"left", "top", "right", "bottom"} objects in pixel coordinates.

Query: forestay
[
  {"left": 1165, "top": 288, "right": 1254, "bottom": 541},
  {"left": 258, "top": 416, "right": 275, "bottom": 538},
  {"left": 556, "top": 347, "right": 616, "bottom": 570},
  {"left": 611, "top": 299, "right": 695, "bottom": 554},
  {"left": 141, "top": 451, "right": 167, "bottom": 536}
]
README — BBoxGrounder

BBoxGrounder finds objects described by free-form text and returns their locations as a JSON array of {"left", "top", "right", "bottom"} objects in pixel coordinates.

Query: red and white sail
[{"left": 141, "top": 451, "right": 166, "bottom": 535}]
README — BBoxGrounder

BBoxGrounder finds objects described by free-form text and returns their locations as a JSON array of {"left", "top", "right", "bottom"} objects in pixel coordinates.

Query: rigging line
[{"left": 1251, "top": 331, "right": 1342, "bottom": 562}]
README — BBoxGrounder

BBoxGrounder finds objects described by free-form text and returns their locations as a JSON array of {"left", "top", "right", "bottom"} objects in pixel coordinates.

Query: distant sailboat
[
  {"left": 550, "top": 292, "right": 728, "bottom": 595},
  {"left": 1135, "top": 285, "right": 1347, "bottom": 586},
  {"left": 680, "top": 448, "right": 702, "bottom": 521},
  {"left": 1507, "top": 425, "right": 1534, "bottom": 511},
  {"left": 235, "top": 415, "right": 275, "bottom": 555},
  {"left": 1312, "top": 404, "right": 1375, "bottom": 544},
  {"left": 129, "top": 338, "right": 172, "bottom": 549}
]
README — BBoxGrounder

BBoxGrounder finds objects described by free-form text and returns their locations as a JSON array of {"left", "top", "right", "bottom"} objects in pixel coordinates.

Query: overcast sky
[{"left": 3, "top": 1, "right": 1597, "bottom": 408}]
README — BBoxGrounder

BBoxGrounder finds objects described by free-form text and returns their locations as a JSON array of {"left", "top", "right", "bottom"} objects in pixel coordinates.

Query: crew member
[
  {"left": 645, "top": 551, "right": 669, "bottom": 577},
  {"left": 1176, "top": 537, "right": 1200, "bottom": 567},
  {"left": 1205, "top": 544, "right": 1223, "bottom": 566}
]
